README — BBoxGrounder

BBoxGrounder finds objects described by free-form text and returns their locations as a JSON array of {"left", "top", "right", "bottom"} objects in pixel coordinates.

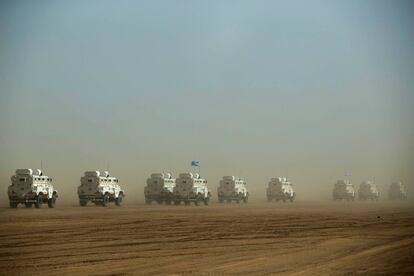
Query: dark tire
[
  {"left": 80, "top": 200, "right": 87, "bottom": 207},
  {"left": 34, "top": 195, "right": 43, "bottom": 208},
  {"left": 9, "top": 201, "right": 17, "bottom": 208},
  {"left": 25, "top": 202, "right": 32, "bottom": 208},
  {"left": 102, "top": 194, "right": 109, "bottom": 207},
  {"left": 115, "top": 194, "right": 123, "bottom": 206},
  {"left": 48, "top": 195, "right": 57, "bottom": 208}
]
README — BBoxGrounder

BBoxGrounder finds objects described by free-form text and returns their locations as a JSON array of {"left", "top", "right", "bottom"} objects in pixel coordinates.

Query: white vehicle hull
[
  {"left": 78, "top": 171, "right": 125, "bottom": 207},
  {"left": 173, "top": 173, "right": 211, "bottom": 206},
  {"left": 267, "top": 177, "right": 296, "bottom": 202},
  {"left": 217, "top": 176, "right": 249, "bottom": 203},
  {"left": 8, "top": 169, "right": 58, "bottom": 208},
  {"left": 144, "top": 173, "right": 176, "bottom": 205}
]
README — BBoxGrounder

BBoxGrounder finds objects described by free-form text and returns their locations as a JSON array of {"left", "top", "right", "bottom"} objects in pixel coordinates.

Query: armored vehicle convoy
[
  {"left": 388, "top": 181, "right": 407, "bottom": 200},
  {"left": 358, "top": 180, "right": 379, "bottom": 201},
  {"left": 333, "top": 180, "right": 355, "bottom": 201},
  {"left": 173, "top": 173, "right": 210, "bottom": 205},
  {"left": 78, "top": 171, "right": 125, "bottom": 207},
  {"left": 266, "top": 177, "right": 296, "bottom": 202},
  {"left": 144, "top": 173, "right": 176, "bottom": 204},
  {"left": 8, "top": 169, "right": 58, "bottom": 208},
  {"left": 217, "top": 176, "right": 249, "bottom": 203}
]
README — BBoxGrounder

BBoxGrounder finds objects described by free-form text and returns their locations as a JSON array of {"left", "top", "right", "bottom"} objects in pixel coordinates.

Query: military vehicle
[
  {"left": 333, "top": 179, "right": 355, "bottom": 201},
  {"left": 144, "top": 173, "right": 176, "bottom": 204},
  {"left": 266, "top": 177, "right": 296, "bottom": 202},
  {"left": 8, "top": 169, "right": 58, "bottom": 208},
  {"left": 78, "top": 171, "right": 125, "bottom": 207},
  {"left": 217, "top": 176, "right": 249, "bottom": 203},
  {"left": 358, "top": 180, "right": 379, "bottom": 201},
  {"left": 388, "top": 181, "right": 407, "bottom": 200},
  {"left": 173, "top": 172, "right": 210, "bottom": 205}
]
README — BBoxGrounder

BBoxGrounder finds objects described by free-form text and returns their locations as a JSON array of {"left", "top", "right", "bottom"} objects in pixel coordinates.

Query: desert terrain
[{"left": 0, "top": 201, "right": 413, "bottom": 275}]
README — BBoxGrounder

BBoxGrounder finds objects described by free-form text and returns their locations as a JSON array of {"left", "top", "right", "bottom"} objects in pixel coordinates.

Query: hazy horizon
[{"left": 1, "top": 0, "right": 413, "bottom": 205}]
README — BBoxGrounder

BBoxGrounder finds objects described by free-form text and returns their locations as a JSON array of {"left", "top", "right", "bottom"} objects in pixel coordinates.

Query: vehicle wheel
[
  {"left": 35, "top": 195, "right": 43, "bottom": 208},
  {"left": 25, "top": 202, "right": 32, "bottom": 208},
  {"left": 48, "top": 195, "right": 57, "bottom": 208},
  {"left": 80, "top": 200, "right": 87, "bottom": 207},
  {"left": 115, "top": 194, "right": 123, "bottom": 206},
  {"left": 102, "top": 194, "right": 109, "bottom": 207},
  {"left": 9, "top": 201, "right": 17, "bottom": 208}
]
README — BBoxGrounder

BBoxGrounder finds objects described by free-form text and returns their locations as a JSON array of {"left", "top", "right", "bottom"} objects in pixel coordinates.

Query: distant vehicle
[
  {"left": 144, "top": 173, "right": 176, "bottom": 204},
  {"left": 173, "top": 173, "right": 210, "bottom": 205},
  {"left": 333, "top": 180, "right": 355, "bottom": 201},
  {"left": 8, "top": 169, "right": 58, "bottom": 208},
  {"left": 358, "top": 180, "right": 379, "bottom": 201},
  {"left": 388, "top": 181, "right": 407, "bottom": 200},
  {"left": 267, "top": 177, "right": 296, "bottom": 202},
  {"left": 78, "top": 171, "right": 125, "bottom": 207},
  {"left": 217, "top": 176, "right": 249, "bottom": 203}
]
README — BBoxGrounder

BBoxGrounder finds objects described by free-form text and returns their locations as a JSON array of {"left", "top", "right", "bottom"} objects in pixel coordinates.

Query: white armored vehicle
[
  {"left": 8, "top": 169, "right": 58, "bottom": 208},
  {"left": 358, "top": 180, "right": 379, "bottom": 201},
  {"left": 333, "top": 180, "right": 355, "bottom": 201},
  {"left": 266, "top": 177, "right": 296, "bottom": 202},
  {"left": 173, "top": 173, "right": 210, "bottom": 205},
  {"left": 78, "top": 171, "right": 125, "bottom": 207},
  {"left": 144, "top": 173, "right": 176, "bottom": 204},
  {"left": 217, "top": 176, "right": 249, "bottom": 203},
  {"left": 388, "top": 181, "right": 407, "bottom": 200}
]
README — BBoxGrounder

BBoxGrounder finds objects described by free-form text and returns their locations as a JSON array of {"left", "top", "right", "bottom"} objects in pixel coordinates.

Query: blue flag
[{"left": 191, "top": 160, "right": 200, "bottom": 167}]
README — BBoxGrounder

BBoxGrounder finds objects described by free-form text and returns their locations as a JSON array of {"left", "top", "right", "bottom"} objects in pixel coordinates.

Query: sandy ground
[{"left": 0, "top": 201, "right": 413, "bottom": 276}]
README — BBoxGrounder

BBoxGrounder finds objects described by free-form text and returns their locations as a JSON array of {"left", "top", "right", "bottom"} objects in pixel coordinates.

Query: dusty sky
[{"left": 0, "top": 0, "right": 413, "bottom": 204}]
